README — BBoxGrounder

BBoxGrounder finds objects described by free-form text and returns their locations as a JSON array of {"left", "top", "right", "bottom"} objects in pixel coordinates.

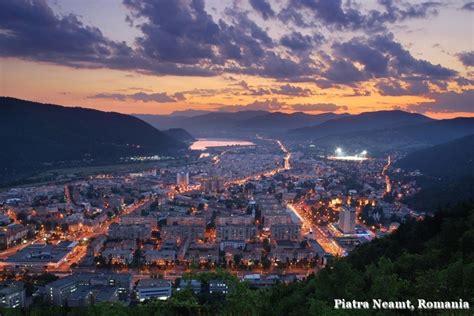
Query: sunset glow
[{"left": 0, "top": 0, "right": 472, "bottom": 118}]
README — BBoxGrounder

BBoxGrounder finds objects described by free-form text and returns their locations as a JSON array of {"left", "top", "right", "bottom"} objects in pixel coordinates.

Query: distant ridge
[
  {"left": 135, "top": 111, "right": 348, "bottom": 136},
  {"left": 286, "top": 110, "right": 474, "bottom": 154},
  {"left": 0, "top": 97, "right": 185, "bottom": 180},
  {"left": 290, "top": 110, "right": 433, "bottom": 137},
  {"left": 169, "top": 109, "right": 212, "bottom": 117},
  {"left": 163, "top": 128, "right": 196, "bottom": 143},
  {"left": 235, "top": 112, "right": 349, "bottom": 130}
]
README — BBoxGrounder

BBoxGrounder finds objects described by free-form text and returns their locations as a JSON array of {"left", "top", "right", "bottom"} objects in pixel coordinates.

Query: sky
[{"left": 0, "top": 0, "right": 473, "bottom": 118}]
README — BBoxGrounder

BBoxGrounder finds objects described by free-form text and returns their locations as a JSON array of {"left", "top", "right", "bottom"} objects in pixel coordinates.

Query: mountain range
[
  {"left": 289, "top": 110, "right": 433, "bottom": 136},
  {"left": 2, "top": 97, "right": 473, "bottom": 184},
  {"left": 137, "top": 109, "right": 473, "bottom": 155},
  {"left": 0, "top": 97, "right": 185, "bottom": 182},
  {"left": 287, "top": 111, "right": 474, "bottom": 154},
  {"left": 134, "top": 111, "right": 349, "bottom": 136}
]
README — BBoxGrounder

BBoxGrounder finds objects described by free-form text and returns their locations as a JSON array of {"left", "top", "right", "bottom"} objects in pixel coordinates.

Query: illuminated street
[{"left": 288, "top": 203, "right": 343, "bottom": 256}]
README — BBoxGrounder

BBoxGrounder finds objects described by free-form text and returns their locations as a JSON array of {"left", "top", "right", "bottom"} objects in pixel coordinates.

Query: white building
[
  {"left": 136, "top": 279, "right": 172, "bottom": 301},
  {"left": 338, "top": 206, "right": 356, "bottom": 234},
  {"left": 177, "top": 171, "right": 190, "bottom": 189}
]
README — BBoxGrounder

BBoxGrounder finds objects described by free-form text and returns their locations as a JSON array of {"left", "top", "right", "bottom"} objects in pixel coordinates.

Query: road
[
  {"left": 276, "top": 140, "right": 291, "bottom": 170},
  {"left": 212, "top": 149, "right": 230, "bottom": 165},
  {"left": 227, "top": 167, "right": 284, "bottom": 186},
  {"left": 382, "top": 155, "right": 392, "bottom": 194},
  {"left": 77, "top": 197, "right": 153, "bottom": 240},
  {"left": 255, "top": 139, "right": 340, "bottom": 256},
  {"left": 59, "top": 198, "right": 155, "bottom": 270},
  {"left": 288, "top": 203, "right": 343, "bottom": 256},
  {"left": 64, "top": 185, "right": 73, "bottom": 204},
  {"left": 0, "top": 239, "right": 40, "bottom": 261}
]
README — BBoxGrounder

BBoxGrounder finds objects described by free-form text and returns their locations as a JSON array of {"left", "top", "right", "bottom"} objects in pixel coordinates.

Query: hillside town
[{"left": 0, "top": 138, "right": 423, "bottom": 308}]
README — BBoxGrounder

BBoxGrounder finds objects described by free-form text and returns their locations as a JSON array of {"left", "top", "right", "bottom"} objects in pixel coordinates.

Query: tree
[
  {"left": 262, "top": 238, "right": 271, "bottom": 253},
  {"left": 233, "top": 254, "right": 242, "bottom": 266},
  {"left": 16, "top": 212, "right": 28, "bottom": 223},
  {"left": 131, "top": 248, "right": 143, "bottom": 268},
  {"left": 223, "top": 281, "right": 259, "bottom": 315},
  {"left": 262, "top": 256, "right": 272, "bottom": 270}
]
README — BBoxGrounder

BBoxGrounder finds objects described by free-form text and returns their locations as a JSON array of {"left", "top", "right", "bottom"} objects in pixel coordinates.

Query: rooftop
[{"left": 137, "top": 279, "right": 171, "bottom": 288}]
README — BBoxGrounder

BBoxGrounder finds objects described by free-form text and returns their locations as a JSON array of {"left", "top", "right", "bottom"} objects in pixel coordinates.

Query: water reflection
[{"left": 190, "top": 138, "right": 255, "bottom": 150}]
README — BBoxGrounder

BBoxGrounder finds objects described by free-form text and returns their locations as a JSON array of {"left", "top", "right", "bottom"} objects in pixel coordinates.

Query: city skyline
[{"left": 1, "top": 0, "right": 473, "bottom": 119}]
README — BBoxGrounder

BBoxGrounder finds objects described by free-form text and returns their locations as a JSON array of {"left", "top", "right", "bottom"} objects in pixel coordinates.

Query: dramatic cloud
[
  {"left": 123, "top": 0, "right": 274, "bottom": 68},
  {"left": 0, "top": 0, "right": 463, "bottom": 93},
  {"left": 123, "top": 0, "right": 304, "bottom": 80},
  {"left": 280, "top": 31, "right": 323, "bottom": 51},
  {"left": 0, "top": 0, "right": 218, "bottom": 76},
  {"left": 0, "top": 0, "right": 132, "bottom": 66},
  {"left": 240, "top": 84, "right": 313, "bottom": 97},
  {"left": 253, "top": 52, "right": 316, "bottom": 79},
  {"left": 90, "top": 92, "right": 186, "bottom": 102},
  {"left": 278, "top": 6, "right": 314, "bottom": 28},
  {"left": 371, "top": 34, "right": 457, "bottom": 79},
  {"left": 124, "top": 0, "right": 220, "bottom": 64},
  {"left": 217, "top": 99, "right": 286, "bottom": 111},
  {"left": 333, "top": 39, "right": 389, "bottom": 76},
  {"left": 376, "top": 0, "right": 442, "bottom": 22},
  {"left": 461, "top": 2, "right": 474, "bottom": 11},
  {"left": 242, "top": 87, "right": 271, "bottom": 96},
  {"left": 327, "top": 34, "right": 457, "bottom": 86},
  {"left": 324, "top": 59, "right": 368, "bottom": 85},
  {"left": 284, "top": 0, "right": 441, "bottom": 32},
  {"left": 239, "top": 81, "right": 313, "bottom": 97},
  {"left": 249, "top": 0, "right": 275, "bottom": 20},
  {"left": 271, "top": 84, "right": 312, "bottom": 96},
  {"left": 376, "top": 80, "right": 431, "bottom": 96},
  {"left": 216, "top": 99, "right": 348, "bottom": 113},
  {"left": 458, "top": 51, "right": 474, "bottom": 67},
  {"left": 406, "top": 90, "right": 474, "bottom": 113}
]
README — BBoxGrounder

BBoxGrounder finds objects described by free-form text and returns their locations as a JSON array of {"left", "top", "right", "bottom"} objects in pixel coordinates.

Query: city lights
[
  {"left": 329, "top": 147, "right": 369, "bottom": 161},
  {"left": 0, "top": 0, "right": 467, "bottom": 310}
]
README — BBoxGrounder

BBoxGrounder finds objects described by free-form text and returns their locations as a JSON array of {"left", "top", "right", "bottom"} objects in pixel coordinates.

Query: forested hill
[
  {"left": 162, "top": 128, "right": 196, "bottom": 143},
  {"left": 0, "top": 97, "right": 185, "bottom": 181},
  {"left": 260, "top": 202, "right": 474, "bottom": 315},
  {"left": 395, "top": 134, "right": 474, "bottom": 211},
  {"left": 396, "top": 134, "right": 474, "bottom": 179}
]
